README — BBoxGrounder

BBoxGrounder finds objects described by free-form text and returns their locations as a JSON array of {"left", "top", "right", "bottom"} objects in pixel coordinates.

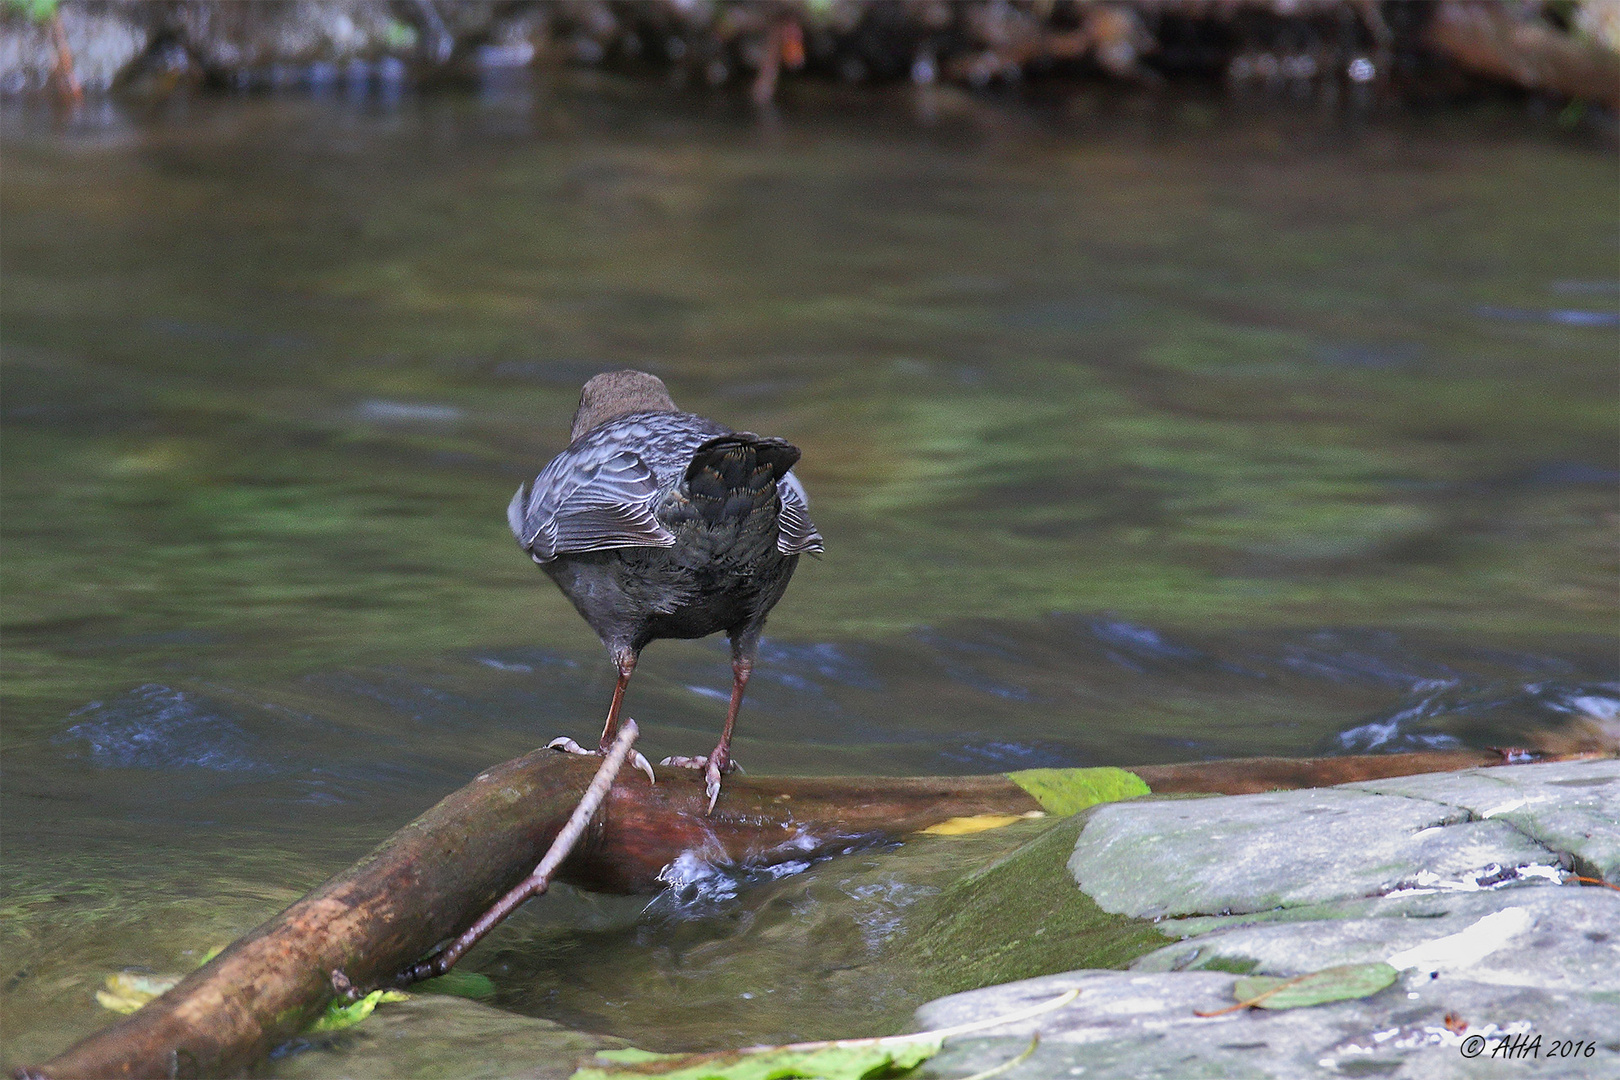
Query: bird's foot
[
  {"left": 657, "top": 750, "right": 740, "bottom": 813},
  {"left": 657, "top": 753, "right": 742, "bottom": 773},
  {"left": 547, "top": 735, "right": 655, "bottom": 784}
]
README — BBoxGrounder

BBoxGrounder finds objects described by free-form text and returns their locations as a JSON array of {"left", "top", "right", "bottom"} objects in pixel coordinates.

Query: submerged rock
[
  {"left": 896, "top": 815, "right": 1167, "bottom": 1004},
  {"left": 268, "top": 993, "right": 624, "bottom": 1079}
]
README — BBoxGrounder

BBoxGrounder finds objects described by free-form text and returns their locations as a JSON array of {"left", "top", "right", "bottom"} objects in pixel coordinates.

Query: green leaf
[
  {"left": 382, "top": 19, "right": 418, "bottom": 50},
  {"left": 573, "top": 1038, "right": 942, "bottom": 1079},
  {"left": 417, "top": 969, "right": 497, "bottom": 1000},
  {"left": 574, "top": 984, "right": 1081, "bottom": 1078},
  {"left": 596, "top": 1049, "right": 668, "bottom": 1065},
  {"left": 4, "top": 0, "right": 58, "bottom": 24},
  {"left": 309, "top": 988, "right": 410, "bottom": 1032},
  {"left": 1004, "top": 767, "right": 1150, "bottom": 816},
  {"left": 799, "top": 0, "right": 837, "bottom": 24},
  {"left": 1232, "top": 962, "right": 1399, "bottom": 1010}
]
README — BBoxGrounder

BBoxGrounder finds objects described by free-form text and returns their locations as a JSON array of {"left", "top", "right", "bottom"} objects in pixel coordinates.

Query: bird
[{"left": 507, "top": 370, "right": 822, "bottom": 812}]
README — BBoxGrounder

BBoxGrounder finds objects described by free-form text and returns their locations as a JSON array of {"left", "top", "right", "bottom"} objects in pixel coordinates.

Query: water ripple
[{"left": 55, "top": 684, "right": 268, "bottom": 772}]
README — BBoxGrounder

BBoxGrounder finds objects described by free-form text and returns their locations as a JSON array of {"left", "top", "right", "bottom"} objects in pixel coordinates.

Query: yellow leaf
[
  {"left": 96, "top": 972, "right": 179, "bottom": 1015},
  {"left": 920, "top": 811, "right": 1045, "bottom": 835}
]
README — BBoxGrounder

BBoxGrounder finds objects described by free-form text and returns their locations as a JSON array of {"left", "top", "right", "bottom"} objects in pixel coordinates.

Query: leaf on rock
[
  {"left": 572, "top": 986, "right": 1081, "bottom": 1079},
  {"left": 1230, "top": 962, "right": 1399, "bottom": 1010},
  {"left": 1004, "top": 767, "right": 1150, "bottom": 816}
]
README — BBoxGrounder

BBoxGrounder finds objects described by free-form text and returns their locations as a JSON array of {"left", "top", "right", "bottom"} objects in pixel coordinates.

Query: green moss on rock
[
  {"left": 900, "top": 815, "right": 1167, "bottom": 1001},
  {"left": 1195, "top": 955, "right": 1261, "bottom": 975}
]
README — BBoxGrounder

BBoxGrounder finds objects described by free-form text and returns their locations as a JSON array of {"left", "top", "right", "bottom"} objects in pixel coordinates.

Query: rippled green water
[{"left": 2, "top": 77, "right": 1615, "bottom": 1067}]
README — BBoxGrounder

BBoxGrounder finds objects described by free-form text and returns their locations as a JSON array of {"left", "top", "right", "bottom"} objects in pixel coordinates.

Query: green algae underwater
[{"left": 2, "top": 76, "right": 1616, "bottom": 1071}]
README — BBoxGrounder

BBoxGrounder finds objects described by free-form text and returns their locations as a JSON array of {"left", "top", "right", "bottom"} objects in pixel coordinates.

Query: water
[{"left": 2, "top": 75, "right": 1616, "bottom": 1067}]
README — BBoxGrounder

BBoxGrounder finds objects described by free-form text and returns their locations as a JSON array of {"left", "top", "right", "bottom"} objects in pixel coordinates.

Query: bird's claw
[
  {"left": 630, "top": 750, "right": 656, "bottom": 784},
  {"left": 705, "top": 762, "right": 722, "bottom": 814},
  {"left": 658, "top": 752, "right": 738, "bottom": 813},
  {"left": 547, "top": 735, "right": 656, "bottom": 784}
]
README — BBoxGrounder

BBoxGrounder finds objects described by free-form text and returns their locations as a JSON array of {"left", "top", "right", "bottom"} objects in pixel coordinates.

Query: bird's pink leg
[
  {"left": 707, "top": 655, "right": 751, "bottom": 778},
  {"left": 662, "top": 655, "right": 750, "bottom": 813},
  {"left": 549, "top": 650, "right": 653, "bottom": 783},
  {"left": 597, "top": 651, "right": 637, "bottom": 750}
]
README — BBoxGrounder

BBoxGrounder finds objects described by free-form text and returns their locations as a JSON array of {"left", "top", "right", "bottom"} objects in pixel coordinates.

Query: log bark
[
  {"left": 1132, "top": 747, "right": 1510, "bottom": 794},
  {"left": 27, "top": 744, "right": 1595, "bottom": 1078}
]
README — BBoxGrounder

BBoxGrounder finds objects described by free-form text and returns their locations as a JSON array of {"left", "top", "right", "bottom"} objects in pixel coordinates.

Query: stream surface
[{"left": 2, "top": 74, "right": 1616, "bottom": 1068}]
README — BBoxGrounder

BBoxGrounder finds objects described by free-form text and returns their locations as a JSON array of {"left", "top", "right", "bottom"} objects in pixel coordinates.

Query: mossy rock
[{"left": 899, "top": 814, "right": 1167, "bottom": 1002}]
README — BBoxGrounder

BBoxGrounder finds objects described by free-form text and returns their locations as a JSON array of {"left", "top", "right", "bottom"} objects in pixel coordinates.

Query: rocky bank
[{"left": 917, "top": 758, "right": 1619, "bottom": 1078}]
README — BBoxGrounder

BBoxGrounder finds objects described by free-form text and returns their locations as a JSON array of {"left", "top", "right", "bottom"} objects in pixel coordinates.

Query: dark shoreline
[{"left": 3, "top": 2, "right": 1616, "bottom": 125}]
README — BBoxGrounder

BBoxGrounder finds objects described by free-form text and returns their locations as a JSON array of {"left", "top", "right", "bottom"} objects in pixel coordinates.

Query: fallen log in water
[{"left": 28, "top": 744, "right": 1596, "bottom": 1079}]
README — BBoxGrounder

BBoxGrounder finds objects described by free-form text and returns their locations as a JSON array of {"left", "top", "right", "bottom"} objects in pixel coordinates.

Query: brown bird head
[{"left": 570, "top": 370, "right": 679, "bottom": 442}]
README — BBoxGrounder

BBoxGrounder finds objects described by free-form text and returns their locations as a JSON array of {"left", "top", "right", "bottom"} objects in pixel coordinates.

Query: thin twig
[
  {"left": 957, "top": 1031, "right": 1040, "bottom": 1080},
  {"left": 395, "top": 719, "right": 641, "bottom": 985},
  {"left": 1194, "top": 972, "right": 1311, "bottom": 1018}
]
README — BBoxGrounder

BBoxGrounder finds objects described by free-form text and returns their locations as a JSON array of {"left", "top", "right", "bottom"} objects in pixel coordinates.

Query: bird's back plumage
[{"left": 508, "top": 411, "right": 822, "bottom": 564}]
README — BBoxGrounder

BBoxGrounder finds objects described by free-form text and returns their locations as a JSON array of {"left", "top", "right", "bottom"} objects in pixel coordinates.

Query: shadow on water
[{"left": 2, "top": 73, "right": 1615, "bottom": 1066}]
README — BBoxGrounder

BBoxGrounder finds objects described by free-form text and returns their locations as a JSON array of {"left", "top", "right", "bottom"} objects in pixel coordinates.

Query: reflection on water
[{"left": 1, "top": 75, "right": 1615, "bottom": 1065}]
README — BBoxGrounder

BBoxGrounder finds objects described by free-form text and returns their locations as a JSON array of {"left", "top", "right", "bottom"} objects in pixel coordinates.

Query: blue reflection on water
[{"left": 56, "top": 683, "right": 266, "bottom": 771}]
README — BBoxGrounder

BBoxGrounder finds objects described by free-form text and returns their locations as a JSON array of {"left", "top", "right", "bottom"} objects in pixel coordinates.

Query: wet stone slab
[
  {"left": 1136, "top": 888, "right": 1620, "bottom": 995},
  {"left": 912, "top": 760, "right": 1620, "bottom": 1079},
  {"left": 915, "top": 969, "right": 1620, "bottom": 1080},
  {"left": 1339, "top": 759, "right": 1620, "bottom": 884},
  {"left": 1067, "top": 790, "right": 1559, "bottom": 920}
]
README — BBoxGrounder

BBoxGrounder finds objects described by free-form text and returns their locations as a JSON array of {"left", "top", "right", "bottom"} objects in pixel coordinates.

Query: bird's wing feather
[
  {"left": 776, "top": 470, "right": 824, "bottom": 555},
  {"left": 510, "top": 447, "right": 676, "bottom": 561}
]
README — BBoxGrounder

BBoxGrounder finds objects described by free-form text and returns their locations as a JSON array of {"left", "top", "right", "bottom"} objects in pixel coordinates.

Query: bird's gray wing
[
  {"left": 776, "top": 470, "right": 824, "bottom": 555},
  {"left": 509, "top": 447, "right": 676, "bottom": 562}
]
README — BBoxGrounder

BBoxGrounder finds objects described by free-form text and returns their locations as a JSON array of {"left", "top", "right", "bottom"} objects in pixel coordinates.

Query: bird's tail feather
[{"left": 683, "top": 435, "right": 800, "bottom": 525}]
